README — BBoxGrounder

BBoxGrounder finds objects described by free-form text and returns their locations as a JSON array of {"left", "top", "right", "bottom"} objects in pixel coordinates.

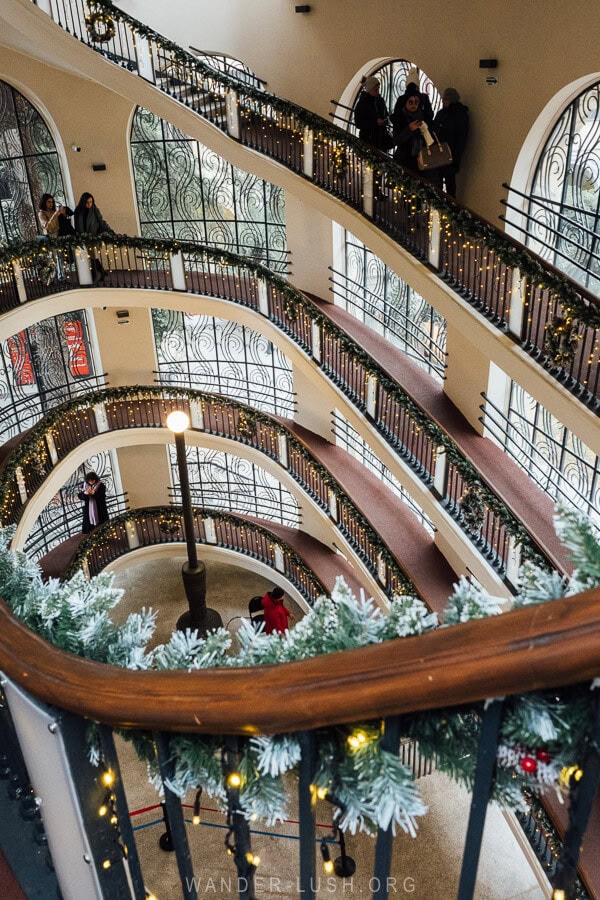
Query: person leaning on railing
[
  {"left": 73, "top": 192, "right": 115, "bottom": 283},
  {"left": 354, "top": 75, "right": 393, "bottom": 199}
]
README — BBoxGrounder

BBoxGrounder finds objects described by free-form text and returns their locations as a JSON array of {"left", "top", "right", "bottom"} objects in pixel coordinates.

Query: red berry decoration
[
  {"left": 521, "top": 756, "right": 538, "bottom": 774},
  {"left": 536, "top": 749, "right": 551, "bottom": 763}
]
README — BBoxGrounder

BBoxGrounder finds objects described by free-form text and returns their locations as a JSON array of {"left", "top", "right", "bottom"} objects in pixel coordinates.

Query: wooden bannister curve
[{"left": 1, "top": 589, "right": 600, "bottom": 735}]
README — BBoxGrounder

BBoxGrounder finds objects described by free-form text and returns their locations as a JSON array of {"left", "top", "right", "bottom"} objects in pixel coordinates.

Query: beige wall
[
  {"left": 119, "top": 0, "right": 600, "bottom": 219},
  {"left": 0, "top": 47, "right": 139, "bottom": 235}
]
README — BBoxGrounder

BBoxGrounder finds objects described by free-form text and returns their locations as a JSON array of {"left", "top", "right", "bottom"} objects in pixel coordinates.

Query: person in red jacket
[{"left": 261, "top": 587, "right": 294, "bottom": 635}]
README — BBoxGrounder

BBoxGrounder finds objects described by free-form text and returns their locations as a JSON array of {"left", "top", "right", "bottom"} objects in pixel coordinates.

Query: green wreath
[
  {"left": 86, "top": 10, "right": 116, "bottom": 43},
  {"left": 544, "top": 315, "right": 579, "bottom": 367},
  {"left": 460, "top": 485, "right": 485, "bottom": 532}
]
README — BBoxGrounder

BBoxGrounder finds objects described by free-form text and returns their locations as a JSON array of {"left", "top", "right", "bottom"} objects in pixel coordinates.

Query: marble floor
[{"left": 110, "top": 556, "right": 548, "bottom": 900}]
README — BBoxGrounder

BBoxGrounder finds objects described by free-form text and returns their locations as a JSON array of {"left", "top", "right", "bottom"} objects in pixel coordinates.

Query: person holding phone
[
  {"left": 78, "top": 472, "right": 109, "bottom": 533},
  {"left": 392, "top": 83, "right": 433, "bottom": 173}
]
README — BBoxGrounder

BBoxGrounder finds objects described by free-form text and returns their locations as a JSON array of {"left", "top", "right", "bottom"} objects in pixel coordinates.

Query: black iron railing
[
  {"left": 0, "top": 237, "right": 558, "bottom": 582},
  {"left": 21, "top": 0, "right": 600, "bottom": 412}
]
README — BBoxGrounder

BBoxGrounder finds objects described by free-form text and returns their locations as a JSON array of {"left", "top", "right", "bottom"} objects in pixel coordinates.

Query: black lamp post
[{"left": 166, "top": 410, "right": 223, "bottom": 634}]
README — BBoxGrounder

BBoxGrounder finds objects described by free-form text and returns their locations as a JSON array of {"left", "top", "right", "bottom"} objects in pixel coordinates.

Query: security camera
[{"left": 71, "top": 144, "right": 81, "bottom": 152}]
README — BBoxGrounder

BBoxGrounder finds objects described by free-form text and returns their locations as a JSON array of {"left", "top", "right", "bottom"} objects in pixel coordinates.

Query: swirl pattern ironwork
[
  {"left": 169, "top": 445, "right": 300, "bottom": 526},
  {"left": 130, "top": 106, "right": 287, "bottom": 271},
  {"left": 341, "top": 230, "right": 447, "bottom": 381},
  {"left": 527, "top": 82, "right": 600, "bottom": 292},
  {"left": 0, "top": 310, "right": 102, "bottom": 441},
  {"left": 0, "top": 80, "right": 66, "bottom": 243},
  {"left": 152, "top": 309, "right": 294, "bottom": 415}
]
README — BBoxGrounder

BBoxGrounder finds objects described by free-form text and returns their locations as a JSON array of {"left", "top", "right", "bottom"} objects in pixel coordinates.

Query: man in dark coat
[{"left": 431, "top": 87, "right": 469, "bottom": 197}]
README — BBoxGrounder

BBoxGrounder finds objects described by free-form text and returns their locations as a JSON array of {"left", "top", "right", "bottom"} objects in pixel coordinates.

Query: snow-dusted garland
[{"left": 0, "top": 506, "right": 596, "bottom": 835}]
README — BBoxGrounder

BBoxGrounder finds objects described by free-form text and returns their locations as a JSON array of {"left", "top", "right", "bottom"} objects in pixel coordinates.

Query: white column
[
  {"left": 189, "top": 398, "right": 204, "bottom": 430},
  {"left": 94, "top": 403, "right": 109, "bottom": 433},
  {"left": 1, "top": 678, "right": 104, "bottom": 900},
  {"left": 125, "top": 520, "right": 140, "bottom": 550},
  {"left": 311, "top": 322, "right": 321, "bottom": 363},
  {"left": 12, "top": 262, "right": 27, "bottom": 304},
  {"left": 169, "top": 251, "right": 187, "bottom": 291},
  {"left": 46, "top": 433, "right": 58, "bottom": 466},
  {"left": 377, "top": 552, "right": 387, "bottom": 584},
  {"left": 74, "top": 247, "right": 92, "bottom": 286},
  {"left": 508, "top": 268, "right": 527, "bottom": 339},
  {"left": 204, "top": 518, "right": 217, "bottom": 543},
  {"left": 277, "top": 434, "right": 288, "bottom": 468},
  {"left": 302, "top": 126, "right": 314, "bottom": 178},
  {"left": 274, "top": 545, "right": 285, "bottom": 573},
  {"left": 258, "top": 279, "right": 269, "bottom": 316},
  {"left": 15, "top": 467, "right": 27, "bottom": 504},
  {"left": 135, "top": 35, "right": 155, "bottom": 82},
  {"left": 363, "top": 167, "right": 374, "bottom": 218},
  {"left": 226, "top": 90, "right": 240, "bottom": 139},
  {"left": 428, "top": 208, "right": 442, "bottom": 270},
  {"left": 328, "top": 488, "right": 338, "bottom": 521},
  {"left": 366, "top": 373, "right": 377, "bottom": 418},
  {"left": 433, "top": 448, "right": 448, "bottom": 497}
]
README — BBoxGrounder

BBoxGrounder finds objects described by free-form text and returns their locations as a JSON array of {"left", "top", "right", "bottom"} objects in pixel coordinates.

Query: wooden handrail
[{"left": 1, "top": 589, "right": 600, "bottom": 734}]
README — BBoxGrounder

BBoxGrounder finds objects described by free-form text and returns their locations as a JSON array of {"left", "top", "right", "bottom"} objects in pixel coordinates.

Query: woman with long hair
[{"left": 73, "top": 192, "right": 114, "bottom": 282}]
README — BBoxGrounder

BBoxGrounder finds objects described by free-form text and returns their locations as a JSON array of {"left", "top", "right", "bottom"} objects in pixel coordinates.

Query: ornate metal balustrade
[
  {"left": 26, "top": 0, "right": 600, "bottom": 413},
  {"left": 0, "top": 236, "right": 557, "bottom": 582},
  {"left": 0, "top": 385, "right": 416, "bottom": 600},
  {"left": 62, "top": 506, "right": 326, "bottom": 606}
]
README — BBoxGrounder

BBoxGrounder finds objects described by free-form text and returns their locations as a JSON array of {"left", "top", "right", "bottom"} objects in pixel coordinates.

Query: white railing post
[
  {"left": 1, "top": 677, "right": 108, "bottom": 900},
  {"left": 428, "top": 208, "right": 442, "bottom": 269},
  {"left": 93, "top": 403, "right": 109, "bottom": 434},
  {"left": 377, "top": 552, "right": 387, "bottom": 585},
  {"left": 35, "top": 0, "right": 52, "bottom": 12},
  {"left": 274, "top": 545, "right": 285, "bottom": 573},
  {"left": 433, "top": 448, "right": 448, "bottom": 497},
  {"left": 74, "top": 247, "right": 92, "bottom": 286},
  {"left": 15, "top": 467, "right": 27, "bottom": 504},
  {"left": 226, "top": 90, "right": 240, "bottom": 139},
  {"left": 258, "top": 278, "right": 269, "bottom": 316},
  {"left": 169, "top": 251, "right": 187, "bottom": 291},
  {"left": 125, "top": 520, "right": 140, "bottom": 550},
  {"left": 508, "top": 267, "right": 527, "bottom": 339},
  {"left": 81, "top": 558, "right": 90, "bottom": 581},
  {"left": 328, "top": 488, "right": 338, "bottom": 521},
  {"left": 46, "top": 433, "right": 58, "bottom": 466},
  {"left": 135, "top": 35, "right": 155, "bottom": 82},
  {"left": 311, "top": 321, "right": 321, "bottom": 363},
  {"left": 505, "top": 536, "right": 522, "bottom": 587},
  {"left": 204, "top": 518, "right": 217, "bottom": 543},
  {"left": 302, "top": 126, "right": 314, "bottom": 178},
  {"left": 366, "top": 373, "right": 377, "bottom": 418},
  {"left": 363, "top": 166, "right": 374, "bottom": 218},
  {"left": 189, "top": 398, "right": 204, "bottom": 430},
  {"left": 277, "top": 434, "right": 288, "bottom": 468},
  {"left": 12, "top": 262, "right": 28, "bottom": 304}
]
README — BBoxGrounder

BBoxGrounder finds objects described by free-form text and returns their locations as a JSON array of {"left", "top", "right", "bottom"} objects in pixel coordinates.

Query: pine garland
[
  {"left": 0, "top": 506, "right": 598, "bottom": 833},
  {"left": 76, "top": 0, "right": 600, "bottom": 326}
]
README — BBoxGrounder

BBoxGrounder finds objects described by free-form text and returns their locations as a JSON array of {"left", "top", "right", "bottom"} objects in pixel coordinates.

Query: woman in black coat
[
  {"left": 354, "top": 76, "right": 390, "bottom": 152},
  {"left": 73, "top": 192, "right": 114, "bottom": 282},
  {"left": 78, "top": 472, "right": 109, "bottom": 533},
  {"left": 392, "top": 83, "right": 433, "bottom": 173}
]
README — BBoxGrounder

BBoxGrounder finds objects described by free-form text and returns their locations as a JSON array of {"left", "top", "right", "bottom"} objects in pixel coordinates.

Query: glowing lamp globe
[{"left": 166, "top": 410, "right": 190, "bottom": 433}]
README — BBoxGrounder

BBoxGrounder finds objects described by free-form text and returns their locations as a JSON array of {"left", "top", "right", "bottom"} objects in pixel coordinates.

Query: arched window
[
  {"left": 0, "top": 80, "right": 67, "bottom": 242},
  {"left": 346, "top": 60, "right": 441, "bottom": 133},
  {"left": 525, "top": 82, "right": 600, "bottom": 292},
  {"left": 130, "top": 106, "right": 287, "bottom": 272}
]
